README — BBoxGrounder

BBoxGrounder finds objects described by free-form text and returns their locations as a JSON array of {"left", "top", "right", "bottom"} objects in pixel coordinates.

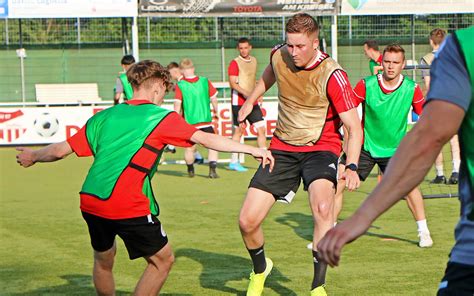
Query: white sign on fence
[
  {"left": 5, "top": 0, "right": 137, "bottom": 18},
  {"left": 341, "top": 0, "right": 474, "bottom": 15},
  {"left": 0, "top": 102, "right": 279, "bottom": 146}
]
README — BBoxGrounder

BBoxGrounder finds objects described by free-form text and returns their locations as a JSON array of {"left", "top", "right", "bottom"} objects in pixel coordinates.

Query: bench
[{"left": 35, "top": 83, "right": 102, "bottom": 104}]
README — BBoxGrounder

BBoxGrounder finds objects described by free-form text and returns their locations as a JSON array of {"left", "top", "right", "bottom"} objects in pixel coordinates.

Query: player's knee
[
  {"left": 239, "top": 214, "right": 260, "bottom": 234},
  {"left": 313, "top": 202, "right": 332, "bottom": 221},
  {"left": 162, "top": 253, "right": 175, "bottom": 271}
]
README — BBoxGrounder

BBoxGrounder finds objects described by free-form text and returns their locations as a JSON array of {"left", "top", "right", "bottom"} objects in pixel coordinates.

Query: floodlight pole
[
  {"left": 132, "top": 16, "right": 140, "bottom": 61},
  {"left": 411, "top": 15, "right": 416, "bottom": 81}
]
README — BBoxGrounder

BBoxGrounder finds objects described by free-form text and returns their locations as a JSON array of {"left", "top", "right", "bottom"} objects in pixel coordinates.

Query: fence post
[
  {"left": 132, "top": 16, "right": 140, "bottom": 61},
  {"left": 331, "top": 15, "right": 338, "bottom": 61},
  {"left": 146, "top": 16, "right": 150, "bottom": 44},
  {"left": 5, "top": 19, "right": 9, "bottom": 45},
  {"left": 348, "top": 15, "right": 352, "bottom": 41},
  {"left": 282, "top": 16, "right": 285, "bottom": 41},
  {"left": 411, "top": 14, "right": 416, "bottom": 81},
  {"left": 77, "top": 17, "right": 81, "bottom": 45}
]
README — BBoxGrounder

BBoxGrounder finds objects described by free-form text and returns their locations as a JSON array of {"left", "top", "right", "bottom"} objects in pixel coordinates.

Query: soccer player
[
  {"left": 363, "top": 40, "right": 383, "bottom": 75},
  {"left": 421, "top": 28, "right": 461, "bottom": 185},
  {"left": 16, "top": 60, "right": 274, "bottom": 296},
  {"left": 165, "top": 61, "right": 204, "bottom": 163},
  {"left": 114, "top": 55, "right": 135, "bottom": 105},
  {"left": 337, "top": 44, "right": 433, "bottom": 248},
  {"left": 237, "top": 13, "right": 363, "bottom": 296},
  {"left": 228, "top": 37, "right": 266, "bottom": 172},
  {"left": 318, "top": 26, "right": 474, "bottom": 295},
  {"left": 174, "top": 58, "right": 219, "bottom": 178}
]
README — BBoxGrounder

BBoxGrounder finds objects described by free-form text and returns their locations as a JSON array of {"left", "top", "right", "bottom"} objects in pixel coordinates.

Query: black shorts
[
  {"left": 249, "top": 150, "right": 338, "bottom": 202},
  {"left": 340, "top": 149, "right": 390, "bottom": 181},
  {"left": 82, "top": 212, "right": 168, "bottom": 260},
  {"left": 437, "top": 262, "right": 474, "bottom": 296},
  {"left": 232, "top": 105, "right": 264, "bottom": 127},
  {"left": 199, "top": 126, "right": 216, "bottom": 134}
]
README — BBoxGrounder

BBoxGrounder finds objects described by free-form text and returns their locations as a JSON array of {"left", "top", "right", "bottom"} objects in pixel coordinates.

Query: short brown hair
[
  {"left": 167, "top": 61, "right": 179, "bottom": 70},
  {"left": 430, "top": 28, "right": 447, "bottom": 46},
  {"left": 286, "top": 13, "right": 319, "bottom": 36},
  {"left": 179, "top": 58, "right": 194, "bottom": 69},
  {"left": 364, "top": 40, "right": 379, "bottom": 51},
  {"left": 127, "top": 60, "right": 171, "bottom": 92},
  {"left": 383, "top": 43, "right": 406, "bottom": 60}
]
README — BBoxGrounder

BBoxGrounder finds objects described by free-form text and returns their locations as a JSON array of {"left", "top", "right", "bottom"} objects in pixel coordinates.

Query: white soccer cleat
[{"left": 418, "top": 231, "right": 433, "bottom": 248}]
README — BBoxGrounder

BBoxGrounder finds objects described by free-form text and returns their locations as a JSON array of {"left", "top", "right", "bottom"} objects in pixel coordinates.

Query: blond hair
[{"left": 179, "top": 58, "right": 194, "bottom": 69}]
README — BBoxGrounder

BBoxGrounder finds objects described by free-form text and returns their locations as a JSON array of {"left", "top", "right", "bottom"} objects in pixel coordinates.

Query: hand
[
  {"left": 251, "top": 148, "right": 274, "bottom": 172},
  {"left": 317, "top": 215, "right": 371, "bottom": 267},
  {"left": 16, "top": 147, "right": 36, "bottom": 168},
  {"left": 238, "top": 102, "right": 253, "bottom": 125},
  {"left": 340, "top": 169, "right": 360, "bottom": 191}
]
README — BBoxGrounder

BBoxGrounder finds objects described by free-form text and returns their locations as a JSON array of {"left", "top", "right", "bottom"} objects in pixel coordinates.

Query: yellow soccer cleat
[
  {"left": 246, "top": 258, "right": 273, "bottom": 296},
  {"left": 310, "top": 285, "right": 328, "bottom": 296}
]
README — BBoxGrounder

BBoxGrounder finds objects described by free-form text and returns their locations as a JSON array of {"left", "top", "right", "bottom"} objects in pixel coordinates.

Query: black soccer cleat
[
  {"left": 194, "top": 158, "right": 204, "bottom": 164},
  {"left": 188, "top": 170, "right": 195, "bottom": 178},
  {"left": 208, "top": 168, "right": 219, "bottom": 179},
  {"left": 164, "top": 146, "right": 176, "bottom": 154},
  {"left": 448, "top": 172, "right": 459, "bottom": 185},
  {"left": 430, "top": 175, "right": 446, "bottom": 184}
]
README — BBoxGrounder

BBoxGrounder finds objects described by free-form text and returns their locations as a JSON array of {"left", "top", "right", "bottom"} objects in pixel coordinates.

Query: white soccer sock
[
  {"left": 231, "top": 152, "right": 239, "bottom": 164},
  {"left": 416, "top": 219, "right": 429, "bottom": 233},
  {"left": 168, "top": 145, "right": 175, "bottom": 149},
  {"left": 435, "top": 165, "right": 444, "bottom": 177},
  {"left": 452, "top": 160, "right": 461, "bottom": 173}
]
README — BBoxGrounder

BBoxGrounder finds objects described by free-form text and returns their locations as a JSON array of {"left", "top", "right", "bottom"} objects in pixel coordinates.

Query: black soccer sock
[
  {"left": 187, "top": 164, "right": 194, "bottom": 172},
  {"left": 248, "top": 245, "right": 267, "bottom": 274},
  {"left": 209, "top": 161, "right": 217, "bottom": 169},
  {"left": 312, "top": 250, "right": 327, "bottom": 289}
]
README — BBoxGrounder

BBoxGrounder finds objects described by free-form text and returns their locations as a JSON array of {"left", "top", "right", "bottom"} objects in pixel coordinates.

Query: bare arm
[
  {"left": 191, "top": 130, "right": 274, "bottom": 171},
  {"left": 16, "top": 141, "right": 74, "bottom": 168},
  {"left": 210, "top": 95, "right": 219, "bottom": 118},
  {"left": 338, "top": 108, "right": 363, "bottom": 190},
  {"left": 372, "top": 65, "right": 383, "bottom": 75},
  {"left": 318, "top": 100, "right": 465, "bottom": 266},
  {"left": 238, "top": 64, "right": 276, "bottom": 123},
  {"left": 228, "top": 75, "right": 251, "bottom": 98},
  {"left": 423, "top": 76, "right": 431, "bottom": 94}
]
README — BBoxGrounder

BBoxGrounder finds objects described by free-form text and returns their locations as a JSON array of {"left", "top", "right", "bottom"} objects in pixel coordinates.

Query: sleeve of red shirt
[
  {"left": 228, "top": 60, "right": 239, "bottom": 76},
  {"left": 174, "top": 84, "right": 183, "bottom": 101},
  {"left": 154, "top": 112, "right": 197, "bottom": 147},
  {"left": 66, "top": 125, "right": 93, "bottom": 157},
  {"left": 412, "top": 84, "right": 425, "bottom": 115},
  {"left": 207, "top": 80, "right": 218, "bottom": 97},
  {"left": 327, "top": 70, "right": 359, "bottom": 113},
  {"left": 352, "top": 79, "right": 366, "bottom": 105}
]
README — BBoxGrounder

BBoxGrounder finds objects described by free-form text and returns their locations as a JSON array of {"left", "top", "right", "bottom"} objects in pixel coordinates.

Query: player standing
[{"left": 228, "top": 37, "right": 267, "bottom": 172}]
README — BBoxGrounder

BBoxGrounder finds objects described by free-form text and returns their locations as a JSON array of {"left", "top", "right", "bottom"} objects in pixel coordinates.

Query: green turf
[{"left": 0, "top": 145, "right": 459, "bottom": 295}]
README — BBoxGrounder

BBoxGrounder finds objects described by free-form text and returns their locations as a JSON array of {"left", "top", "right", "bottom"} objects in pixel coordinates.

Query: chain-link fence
[{"left": 0, "top": 14, "right": 472, "bottom": 102}]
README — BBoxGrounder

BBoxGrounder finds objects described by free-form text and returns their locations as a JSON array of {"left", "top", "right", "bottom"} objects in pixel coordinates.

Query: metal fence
[{"left": 0, "top": 14, "right": 472, "bottom": 103}]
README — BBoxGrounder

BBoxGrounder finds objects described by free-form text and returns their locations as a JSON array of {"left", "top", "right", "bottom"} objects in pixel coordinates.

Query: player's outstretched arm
[
  {"left": 229, "top": 75, "right": 251, "bottom": 98},
  {"left": 317, "top": 100, "right": 465, "bottom": 267},
  {"left": 191, "top": 131, "right": 274, "bottom": 172},
  {"left": 339, "top": 108, "right": 363, "bottom": 191},
  {"left": 16, "top": 141, "right": 74, "bottom": 168},
  {"left": 238, "top": 64, "right": 275, "bottom": 124}
]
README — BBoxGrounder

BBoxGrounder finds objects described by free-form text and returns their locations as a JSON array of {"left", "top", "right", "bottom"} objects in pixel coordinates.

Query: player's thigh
[
  {"left": 437, "top": 262, "right": 474, "bottom": 296},
  {"left": 357, "top": 149, "right": 377, "bottom": 181},
  {"left": 376, "top": 156, "right": 391, "bottom": 175},
  {"left": 301, "top": 151, "right": 338, "bottom": 192},
  {"left": 249, "top": 150, "right": 302, "bottom": 203},
  {"left": 116, "top": 215, "right": 169, "bottom": 260},
  {"left": 82, "top": 211, "right": 117, "bottom": 253},
  {"left": 240, "top": 187, "right": 277, "bottom": 227}
]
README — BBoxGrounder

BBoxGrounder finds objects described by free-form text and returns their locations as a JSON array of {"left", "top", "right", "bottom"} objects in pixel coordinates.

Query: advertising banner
[
  {"left": 0, "top": 0, "right": 8, "bottom": 18},
  {"left": 0, "top": 102, "right": 279, "bottom": 146},
  {"left": 139, "top": 0, "right": 338, "bottom": 17},
  {"left": 6, "top": 0, "right": 137, "bottom": 18},
  {"left": 341, "top": 0, "right": 474, "bottom": 15}
]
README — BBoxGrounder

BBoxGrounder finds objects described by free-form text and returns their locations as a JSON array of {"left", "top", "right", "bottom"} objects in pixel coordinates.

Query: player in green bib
[
  {"left": 174, "top": 58, "right": 220, "bottom": 178},
  {"left": 337, "top": 44, "right": 433, "bottom": 248},
  {"left": 16, "top": 60, "right": 275, "bottom": 295},
  {"left": 363, "top": 40, "right": 383, "bottom": 75},
  {"left": 114, "top": 55, "right": 135, "bottom": 105},
  {"left": 318, "top": 26, "right": 474, "bottom": 295}
]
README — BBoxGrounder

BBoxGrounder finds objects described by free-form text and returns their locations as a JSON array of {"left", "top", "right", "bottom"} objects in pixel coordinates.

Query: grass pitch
[{"left": 0, "top": 145, "right": 459, "bottom": 295}]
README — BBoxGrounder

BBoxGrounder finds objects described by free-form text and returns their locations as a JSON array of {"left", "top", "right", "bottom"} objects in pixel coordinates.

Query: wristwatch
[{"left": 345, "top": 163, "right": 358, "bottom": 171}]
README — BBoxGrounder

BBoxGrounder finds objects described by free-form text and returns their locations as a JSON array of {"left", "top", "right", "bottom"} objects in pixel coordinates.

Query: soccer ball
[{"left": 33, "top": 113, "right": 59, "bottom": 137}]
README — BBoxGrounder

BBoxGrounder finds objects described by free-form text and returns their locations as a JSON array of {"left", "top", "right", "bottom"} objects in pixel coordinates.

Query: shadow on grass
[
  {"left": 175, "top": 248, "right": 296, "bottom": 295},
  {"left": 276, "top": 212, "right": 418, "bottom": 246}
]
